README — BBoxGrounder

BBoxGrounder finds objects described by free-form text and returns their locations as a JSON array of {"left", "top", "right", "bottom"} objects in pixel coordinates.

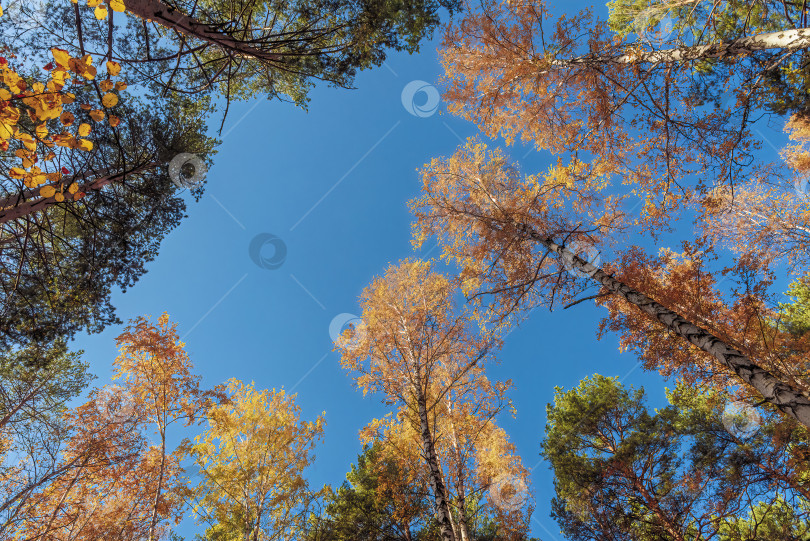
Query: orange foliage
[
  {"left": 9, "top": 312, "right": 219, "bottom": 540},
  {"left": 597, "top": 245, "right": 810, "bottom": 401},
  {"left": 440, "top": 0, "right": 762, "bottom": 233}
]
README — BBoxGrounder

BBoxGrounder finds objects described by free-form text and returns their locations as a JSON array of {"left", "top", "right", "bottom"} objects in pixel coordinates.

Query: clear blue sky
[{"left": 69, "top": 3, "right": 793, "bottom": 538}]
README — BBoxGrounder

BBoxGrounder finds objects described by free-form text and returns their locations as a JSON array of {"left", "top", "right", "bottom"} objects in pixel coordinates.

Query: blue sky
[{"left": 69, "top": 3, "right": 795, "bottom": 538}]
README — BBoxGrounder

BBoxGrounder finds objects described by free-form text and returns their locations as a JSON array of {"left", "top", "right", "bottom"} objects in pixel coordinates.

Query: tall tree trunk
[
  {"left": 550, "top": 27, "right": 810, "bottom": 67},
  {"left": 414, "top": 380, "right": 456, "bottom": 541},
  {"left": 123, "top": 0, "right": 281, "bottom": 61},
  {"left": 446, "top": 400, "right": 471, "bottom": 541},
  {"left": 518, "top": 224, "right": 810, "bottom": 428},
  {"left": 147, "top": 427, "right": 167, "bottom": 541},
  {"left": 0, "top": 162, "right": 159, "bottom": 224},
  {"left": 445, "top": 489, "right": 461, "bottom": 541}
]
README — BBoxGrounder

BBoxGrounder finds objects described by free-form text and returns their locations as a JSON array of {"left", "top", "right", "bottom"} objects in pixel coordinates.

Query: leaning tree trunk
[
  {"left": 0, "top": 162, "right": 159, "bottom": 224},
  {"left": 518, "top": 224, "right": 810, "bottom": 428},
  {"left": 550, "top": 27, "right": 810, "bottom": 67},
  {"left": 124, "top": 0, "right": 282, "bottom": 61},
  {"left": 414, "top": 376, "right": 456, "bottom": 541}
]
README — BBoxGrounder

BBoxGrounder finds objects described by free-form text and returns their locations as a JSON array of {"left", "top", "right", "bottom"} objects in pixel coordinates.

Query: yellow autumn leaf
[
  {"left": 16, "top": 133, "right": 35, "bottom": 151},
  {"left": 114, "top": 81, "right": 127, "bottom": 91},
  {"left": 108, "top": 115, "right": 120, "bottom": 127},
  {"left": 88, "top": 109, "right": 105, "bottom": 121},
  {"left": 60, "top": 92, "right": 74, "bottom": 104},
  {"left": 0, "top": 88, "right": 10, "bottom": 100},
  {"left": 36, "top": 107, "right": 61, "bottom": 122},
  {"left": 51, "top": 48, "right": 71, "bottom": 68},
  {"left": 39, "top": 185, "right": 56, "bottom": 198},
  {"left": 54, "top": 192, "right": 64, "bottom": 202},
  {"left": 36, "top": 123, "right": 47, "bottom": 139},
  {"left": 30, "top": 172, "right": 47, "bottom": 186},
  {"left": 51, "top": 73, "right": 68, "bottom": 89},
  {"left": 68, "top": 182, "right": 78, "bottom": 194},
  {"left": 94, "top": 5, "right": 108, "bottom": 19},
  {"left": 3, "top": 73, "right": 24, "bottom": 94},
  {"left": 21, "top": 95, "right": 40, "bottom": 110},
  {"left": 106, "top": 60, "right": 121, "bottom": 77},
  {"left": 52, "top": 133, "right": 73, "bottom": 147},
  {"left": 77, "top": 123, "right": 91, "bottom": 137},
  {"left": 9, "top": 167, "right": 25, "bottom": 179},
  {"left": 68, "top": 56, "right": 96, "bottom": 80},
  {"left": 0, "top": 123, "right": 14, "bottom": 139},
  {"left": 0, "top": 106, "right": 19, "bottom": 125},
  {"left": 60, "top": 111, "right": 75, "bottom": 126},
  {"left": 77, "top": 139, "right": 93, "bottom": 151},
  {"left": 99, "top": 79, "right": 113, "bottom": 92},
  {"left": 101, "top": 92, "right": 118, "bottom": 108},
  {"left": 109, "top": 0, "right": 125, "bottom": 12}
]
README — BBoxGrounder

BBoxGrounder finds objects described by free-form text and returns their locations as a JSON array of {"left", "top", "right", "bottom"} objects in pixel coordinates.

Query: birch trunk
[
  {"left": 551, "top": 28, "right": 810, "bottom": 67},
  {"left": 415, "top": 380, "right": 456, "bottom": 541},
  {"left": 519, "top": 224, "right": 810, "bottom": 428},
  {"left": 447, "top": 400, "right": 471, "bottom": 541},
  {"left": 147, "top": 427, "right": 167, "bottom": 541}
]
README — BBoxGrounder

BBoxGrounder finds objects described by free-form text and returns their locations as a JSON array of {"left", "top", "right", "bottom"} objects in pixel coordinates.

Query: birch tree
[
  {"left": 696, "top": 113, "right": 810, "bottom": 269},
  {"left": 360, "top": 376, "right": 534, "bottom": 541},
  {"left": 439, "top": 0, "right": 810, "bottom": 228},
  {"left": 337, "top": 259, "right": 500, "bottom": 541},
  {"left": 190, "top": 379, "right": 325, "bottom": 541},
  {"left": 4, "top": 312, "right": 220, "bottom": 540},
  {"left": 410, "top": 140, "right": 810, "bottom": 428},
  {"left": 113, "top": 312, "right": 220, "bottom": 541}
]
